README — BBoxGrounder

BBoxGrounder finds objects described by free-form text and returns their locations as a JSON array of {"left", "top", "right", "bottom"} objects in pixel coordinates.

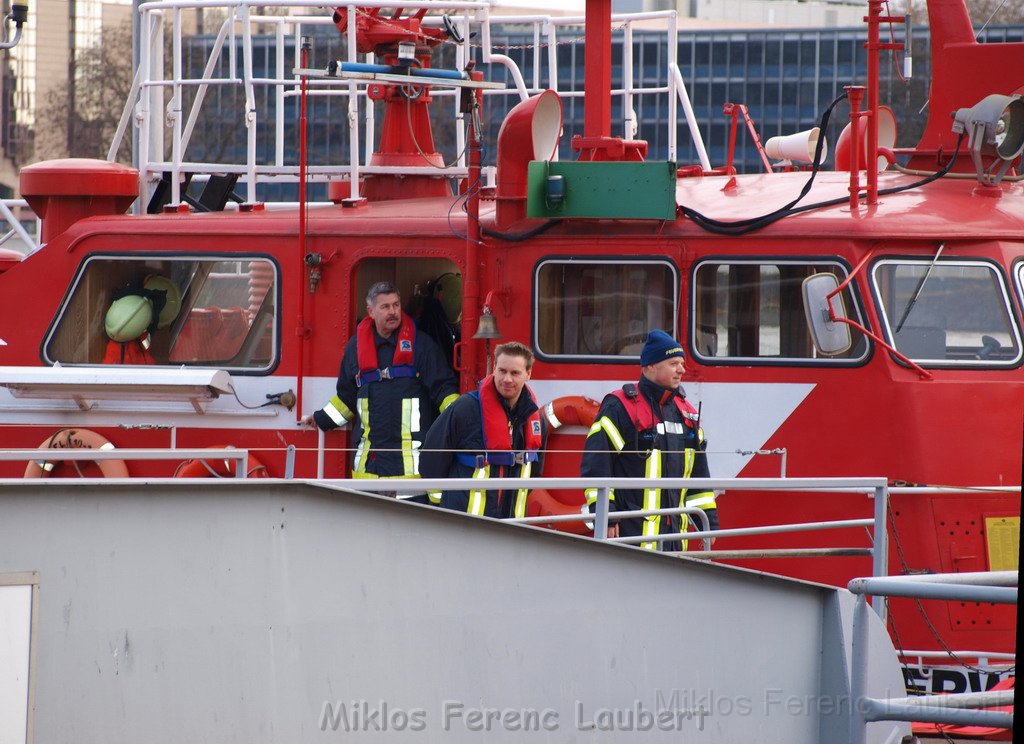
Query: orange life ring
[
  {"left": 23, "top": 428, "right": 129, "bottom": 478},
  {"left": 542, "top": 395, "right": 601, "bottom": 430},
  {"left": 531, "top": 395, "right": 603, "bottom": 534},
  {"left": 527, "top": 488, "right": 591, "bottom": 535},
  {"left": 174, "top": 446, "right": 270, "bottom": 478}
]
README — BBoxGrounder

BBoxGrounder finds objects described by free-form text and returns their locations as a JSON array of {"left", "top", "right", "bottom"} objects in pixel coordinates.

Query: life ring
[
  {"left": 174, "top": 446, "right": 270, "bottom": 478},
  {"left": 23, "top": 428, "right": 129, "bottom": 478},
  {"left": 531, "top": 395, "right": 603, "bottom": 535},
  {"left": 527, "top": 488, "right": 591, "bottom": 536},
  {"left": 542, "top": 395, "right": 601, "bottom": 430}
]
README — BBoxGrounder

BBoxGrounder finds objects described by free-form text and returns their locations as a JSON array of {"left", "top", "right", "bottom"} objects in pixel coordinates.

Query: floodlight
[{"left": 951, "top": 94, "right": 1024, "bottom": 186}]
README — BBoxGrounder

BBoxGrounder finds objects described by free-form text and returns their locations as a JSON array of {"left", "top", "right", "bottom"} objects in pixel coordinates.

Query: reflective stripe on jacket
[
  {"left": 580, "top": 376, "right": 717, "bottom": 550},
  {"left": 420, "top": 379, "right": 546, "bottom": 519},
  {"left": 313, "top": 321, "right": 459, "bottom": 478}
]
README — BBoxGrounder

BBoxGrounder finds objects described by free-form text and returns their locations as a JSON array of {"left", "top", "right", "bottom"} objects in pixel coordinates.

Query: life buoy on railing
[
  {"left": 531, "top": 395, "right": 603, "bottom": 535},
  {"left": 542, "top": 395, "right": 601, "bottom": 430},
  {"left": 23, "top": 428, "right": 129, "bottom": 478},
  {"left": 173, "top": 446, "right": 270, "bottom": 478}
]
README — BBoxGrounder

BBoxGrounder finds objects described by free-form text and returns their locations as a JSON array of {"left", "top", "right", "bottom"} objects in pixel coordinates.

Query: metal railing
[
  {"left": 0, "top": 199, "right": 38, "bottom": 254},
  {"left": 0, "top": 451, "right": 891, "bottom": 590},
  {"left": 116, "top": 0, "right": 709, "bottom": 206},
  {"left": 848, "top": 571, "right": 1017, "bottom": 742},
  {"left": 0, "top": 447, "right": 252, "bottom": 478}
]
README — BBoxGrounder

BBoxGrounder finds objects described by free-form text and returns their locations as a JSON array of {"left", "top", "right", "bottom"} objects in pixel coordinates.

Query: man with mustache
[
  {"left": 580, "top": 330, "right": 718, "bottom": 550},
  {"left": 305, "top": 281, "right": 459, "bottom": 499},
  {"left": 421, "top": 341, "right": 546, "bottom": 518}
]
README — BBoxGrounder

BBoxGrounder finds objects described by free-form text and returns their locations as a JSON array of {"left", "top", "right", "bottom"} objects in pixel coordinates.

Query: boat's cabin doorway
[{"left": 354, "top": 257, "right": 462, "bottom": 372}]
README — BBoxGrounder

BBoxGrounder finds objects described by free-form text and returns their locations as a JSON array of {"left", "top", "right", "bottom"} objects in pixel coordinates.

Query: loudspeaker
[
  {"left": 765, "top": 127, "right": 827, "bottom": 164},
  {"left": 835, "top": 106, "right": 897, "bottom": 172}
]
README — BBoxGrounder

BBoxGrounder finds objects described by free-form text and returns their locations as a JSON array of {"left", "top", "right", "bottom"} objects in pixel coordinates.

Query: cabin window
[
  {"left": 535, "top": 260, "right": 677, "bottom": 360},
  {"left": 692, "top": 260, "right": 867, "bottom": 363},
  {"left": 872, "top": 259, "right": 1022, "bottom": 366},
  {"left": 44, "top": 255, "right": 278, "bottom": 371}
]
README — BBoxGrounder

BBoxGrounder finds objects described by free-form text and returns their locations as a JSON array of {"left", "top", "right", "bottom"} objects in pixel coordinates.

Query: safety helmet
[
  {"left": 143, "top": 275, "right": 182, "bottom": 329},
  {"left": 104, "top": 294, "right": 154, "bottom": 342}
]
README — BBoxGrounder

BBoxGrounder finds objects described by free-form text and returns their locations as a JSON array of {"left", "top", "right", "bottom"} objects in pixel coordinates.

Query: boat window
[
  {"left": 44, "top": 256, "right": 278, "bottom": 371},
  {"left": 692, "top": 260, "right": 868, "bottom": 363},
  {"left": 1016, "top": 260, "right": 1024, "bottom": 310},
  {"left": 535, "top": 260, "right": 677, "bottom": 360},
  {"left": 872, "top": 259, "right": 1022, "bottom": 366}
]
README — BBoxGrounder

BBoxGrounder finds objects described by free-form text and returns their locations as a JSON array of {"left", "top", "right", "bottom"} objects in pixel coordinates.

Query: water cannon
[{"left": 1, "top": 3, "right": 29, "bottom": 50}]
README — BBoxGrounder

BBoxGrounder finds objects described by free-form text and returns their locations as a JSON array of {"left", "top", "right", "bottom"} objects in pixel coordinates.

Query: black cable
[
  {"left": 481, "top": 219, "right": 560, "bottom": 242},
  {"left": 680, "top": 93, "right": 848, "bottom": 235},
  {"left": 681, "top": 95, "right": 964, "bottom": 236}
]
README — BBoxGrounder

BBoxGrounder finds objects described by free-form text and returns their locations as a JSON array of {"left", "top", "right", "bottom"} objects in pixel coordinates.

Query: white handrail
[{"left": 121, "top": 0, "right": 714, "bottom": 205}]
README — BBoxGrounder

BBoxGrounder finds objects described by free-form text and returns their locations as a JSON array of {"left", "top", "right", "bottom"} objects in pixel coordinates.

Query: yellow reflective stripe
[
  {"left": 598, "top": 416, "right": 625, "bottom": 451},
  {"left": 683, "top": 448, "right": 696, "bottom": 478},
  {"left": 587, "top": 422, "right": 602, "bottom": 437},
  {"left": 323, "top": 394, "right": 354, "bottom": 426},
  {"left": 468, "top": 465, "right": 489, "bottom": 515},
  {"left": 640, "top": 449, "right": 662, "bottom": 549},
  {"left": 585, "top": 487, "right": 616, "bottom": 505},
  {"left": 687, "top": 491, "right": 717, "bottom": 509},
  {"left": 353, "top": 472, "right": 421, "bottom": 480},
  {"left": 400, "top": 398, "right": 415, "bottom": 476},
  {"left": 440, "top": 393, "right": 459, "bottom": 412},
  {"left": 514, "top": 461, "right": 532, "bottom": 518},
  {"left": 353, "top": 397, "right": 371, "bottom": 473},
  {"left": 427, "top": 490, "right": 442, "bottom": 504}
]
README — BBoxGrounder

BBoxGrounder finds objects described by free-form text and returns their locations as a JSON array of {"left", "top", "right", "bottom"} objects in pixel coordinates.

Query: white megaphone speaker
[
  {"left": 765, "top": 127, "right": 827, "bottom": 164},
  {"left": 835, "top": 105, "right": 897, "bottom": 172}
]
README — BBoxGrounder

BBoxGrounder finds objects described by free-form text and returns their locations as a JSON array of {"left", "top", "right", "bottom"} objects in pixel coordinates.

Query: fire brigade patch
[
  {"left": 532, "top": 420, "right": 542, "bottom": 436},
  {"left": 399, "top": 340, "right": 412, "bottom": 352}
]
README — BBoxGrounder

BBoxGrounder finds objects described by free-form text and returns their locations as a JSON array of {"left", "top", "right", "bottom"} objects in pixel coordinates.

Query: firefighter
[
  {"left": 580, "top": 329, "right": 718, "bottom": 550},
  {"left": 304, "top": 281, "right": 459, "bottom": 500},
  {"left": 420, "top": 341, "right": 546, "bottom": 518}
]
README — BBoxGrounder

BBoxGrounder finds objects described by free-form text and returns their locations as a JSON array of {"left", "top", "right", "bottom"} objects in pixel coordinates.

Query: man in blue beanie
[{"left": 580, "top": 329, "right": 718, "bottom": 551}]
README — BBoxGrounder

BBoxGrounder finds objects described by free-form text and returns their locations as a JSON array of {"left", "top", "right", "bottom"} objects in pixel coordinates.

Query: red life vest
[
  {"left": 610, "top": 384, "right": 699, "bottom": 432},
  {"left": 101, "top": 339, "right": 156, "bottom": 365},
  {"left": 456, "top": 375, "right": 542, "bottom": 468},
  {"left": 354, "top": 313, "right": 417, "bottom": 386}
]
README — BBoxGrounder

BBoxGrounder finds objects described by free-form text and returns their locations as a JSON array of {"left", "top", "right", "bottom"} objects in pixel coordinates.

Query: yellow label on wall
[{"left": 985, "top": 517, "right": 1020, "bottom": 572}]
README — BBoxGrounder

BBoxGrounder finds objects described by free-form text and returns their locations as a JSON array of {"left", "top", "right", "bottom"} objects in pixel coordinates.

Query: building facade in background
[{"left": 1, "top": 0, "right": 132, "bottom": 195}]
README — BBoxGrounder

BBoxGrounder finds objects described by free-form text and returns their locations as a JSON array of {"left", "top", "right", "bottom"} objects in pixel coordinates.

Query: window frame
[
  {"left": 870, "top": 256, "right": 1023, "bottom": 369},
  {"left": 532, "top": 255, "right": 679, "bottom": 364},
  {"left": 689, "top": 256, "right": 871, "bottom": 367},
  {"left": 41, "top": 251, "right": 282, "bottom": 375}
]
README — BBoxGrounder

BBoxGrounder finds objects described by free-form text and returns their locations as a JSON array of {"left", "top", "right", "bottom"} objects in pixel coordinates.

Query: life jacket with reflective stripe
[
  {"left": 355, "top": 313, "right": 417, "bottom": 387},
  {"left": 610, "top": 384, "right": 699, "bottom": 434},
  {"left": 454, "top": 375, "right": 542, "bottom": 468}
]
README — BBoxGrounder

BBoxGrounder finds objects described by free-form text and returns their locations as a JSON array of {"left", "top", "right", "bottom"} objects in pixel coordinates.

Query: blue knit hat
[{"left": 640, "top": 329, "right": 685, "bottom": 367}]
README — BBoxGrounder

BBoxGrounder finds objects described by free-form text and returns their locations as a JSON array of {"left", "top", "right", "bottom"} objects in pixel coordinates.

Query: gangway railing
[
  {"left": 118, "top": 0, "right": 710, "bottom": 206},
  {"left": 0, "top": 447, "right": 252, "bottom": 478},
  {"left": 848, "top": 571, "right": 1017, "bottom": 742},
  {"left": 0, "top": 448, "right": 893, "bottom": 594}
]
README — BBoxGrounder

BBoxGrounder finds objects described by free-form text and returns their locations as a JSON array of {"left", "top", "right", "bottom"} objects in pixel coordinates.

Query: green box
[{"left": 526, "top": 160, "right": 677, "bottom": 220}]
